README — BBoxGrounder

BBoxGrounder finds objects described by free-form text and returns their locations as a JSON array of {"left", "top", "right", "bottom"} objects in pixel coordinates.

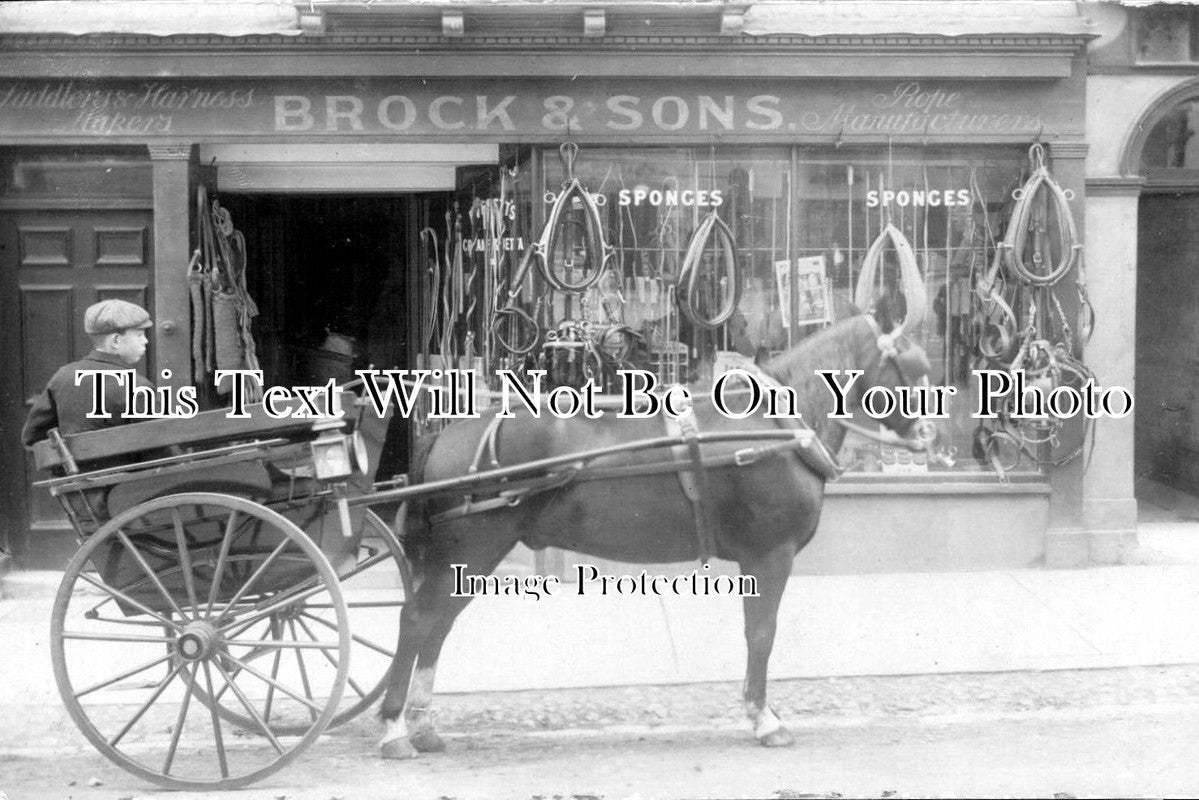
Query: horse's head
[{"left": 855, "top": 293, "right": 937, "bottom": 446}]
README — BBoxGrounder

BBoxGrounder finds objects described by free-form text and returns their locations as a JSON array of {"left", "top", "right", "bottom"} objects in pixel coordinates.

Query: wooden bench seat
[{"left": 31, "top": 396, "right": 358, "bottom": 473}]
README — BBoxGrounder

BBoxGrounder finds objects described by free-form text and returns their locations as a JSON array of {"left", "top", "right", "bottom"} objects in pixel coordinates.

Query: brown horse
[{"left": 379, "top": 306, "right": 932, "bottom": 758}]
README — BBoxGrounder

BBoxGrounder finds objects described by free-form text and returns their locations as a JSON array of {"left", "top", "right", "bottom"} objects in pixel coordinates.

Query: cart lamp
[
  {"left": 311, "top": 429, "right": 354, "bottom": 481},
  {"left": 349, "top": 430, "right": 371, "bottom": 475}
]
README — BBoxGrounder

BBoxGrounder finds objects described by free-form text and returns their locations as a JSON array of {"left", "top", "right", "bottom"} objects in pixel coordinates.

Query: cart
[
  {"left": 32, "top": 387, "right": 822, "bottom": 790},
  {"left": 31, "top": 391, "right": 411, "bottom": 790}
]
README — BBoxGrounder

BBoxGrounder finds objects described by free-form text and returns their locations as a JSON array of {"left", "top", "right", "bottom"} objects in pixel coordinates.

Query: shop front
[{"left": 0, "top": 2, "right": 1098, "bottom": 572}]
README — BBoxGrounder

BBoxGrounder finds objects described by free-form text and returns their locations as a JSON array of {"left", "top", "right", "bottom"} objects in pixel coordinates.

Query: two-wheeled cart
[{"left": 33, "top": 389, "right": 821, "bottom": 790}]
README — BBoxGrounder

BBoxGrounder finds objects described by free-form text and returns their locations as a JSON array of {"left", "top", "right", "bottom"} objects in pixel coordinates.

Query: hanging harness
[{"left": 677, "top": 208, "right": 741, "bottom": 329}]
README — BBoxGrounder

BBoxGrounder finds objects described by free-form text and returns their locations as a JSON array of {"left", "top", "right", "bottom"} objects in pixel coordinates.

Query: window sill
[{"left": 828, "top": 472, "right": 1049, "bottom": 495}]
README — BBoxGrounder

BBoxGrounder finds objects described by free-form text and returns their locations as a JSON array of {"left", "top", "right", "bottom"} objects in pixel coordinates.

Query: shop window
[
  {"left": 533, "top": 145, "right": 1058, "bottom": 481},
  {"left": 795, "top": 147, "right": 1034, "bottom": 478},
  {"left": 1141, "top": 99, "right": 1199, "bottom": 171},
  {"left": 0, "top": 149, "right": 151, "bottom": 200},
  {"left": 540, "top": 146, "right": 791, "bottom": 386}
]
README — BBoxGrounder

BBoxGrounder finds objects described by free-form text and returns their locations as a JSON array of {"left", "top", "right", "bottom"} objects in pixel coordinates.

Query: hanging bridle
[{"left": 515, "top": 141, "right": 613, "bottom": 295}]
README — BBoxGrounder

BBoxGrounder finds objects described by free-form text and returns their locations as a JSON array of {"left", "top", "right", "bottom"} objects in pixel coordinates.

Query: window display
[{"left": 530, "top": 143, "right": 1087, "bottom": 480}]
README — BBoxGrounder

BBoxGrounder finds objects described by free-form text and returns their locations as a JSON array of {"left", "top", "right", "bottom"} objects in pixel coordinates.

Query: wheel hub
[{"left": 175, "top": 620, "right": 219, "bottom": 662}]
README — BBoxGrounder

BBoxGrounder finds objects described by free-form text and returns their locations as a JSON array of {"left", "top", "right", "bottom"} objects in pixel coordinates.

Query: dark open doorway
[
  {"left": 218, "top": 193, "right": 419, "bottom": 480},
  {"left": 1136, "top": 191, "right": 1199, "bottom": 497}
]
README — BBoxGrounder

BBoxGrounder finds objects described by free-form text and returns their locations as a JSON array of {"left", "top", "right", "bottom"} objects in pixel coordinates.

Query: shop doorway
[
  {"left": 219, "top": 193, "right": 441, "bottom": 481},
  {"left": 1134, "top": 95, "right": 1199, "bottom": 499},
  {"left": 1135, "top": 190, "right": 1199, "bottom": 495}
]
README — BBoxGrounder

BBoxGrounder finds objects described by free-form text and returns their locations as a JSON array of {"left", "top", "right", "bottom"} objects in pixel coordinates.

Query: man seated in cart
[{"left": 20, "top": 299, "right": 157, "bottom": 451}]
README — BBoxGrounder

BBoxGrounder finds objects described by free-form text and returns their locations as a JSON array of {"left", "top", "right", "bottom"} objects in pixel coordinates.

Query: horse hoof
[
  {"left": 758, "top": 727, "right": 795, "bottom": 748},
  {"left": 409, "top": 727, "right": 446, "bottom": 753},
  {"left": 381, "top": 737, "right": 419, "bottom": 760}
]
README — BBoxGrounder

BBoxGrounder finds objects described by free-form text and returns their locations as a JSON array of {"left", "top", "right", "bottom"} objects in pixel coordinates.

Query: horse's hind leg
[
  {"left": 740, "top": 542, "right": 798, "bottom": 747},
  {"left": 378, "top": 526, "right": 515, "bottom": 759},
  {"left": 401, "top": 597, "right": 473, "bottom": 753}
]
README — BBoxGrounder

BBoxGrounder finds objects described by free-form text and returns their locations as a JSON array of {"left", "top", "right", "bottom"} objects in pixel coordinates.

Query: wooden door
[{"left": 0, "top": 205, "right": 154, "bottom": 566}]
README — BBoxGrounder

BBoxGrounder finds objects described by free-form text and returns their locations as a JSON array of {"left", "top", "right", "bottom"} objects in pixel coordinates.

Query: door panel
[{"left": 0, "top": 207, "right": 153, "bottom": 564}]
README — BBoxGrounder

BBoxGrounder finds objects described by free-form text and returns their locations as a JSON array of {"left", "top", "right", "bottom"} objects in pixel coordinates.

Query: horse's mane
[
  {"left": 760, "top": 315, "right": 876, "bottom": 447},
  {"left": 763, "top": 315, "right": 872, "bottom": 390}
]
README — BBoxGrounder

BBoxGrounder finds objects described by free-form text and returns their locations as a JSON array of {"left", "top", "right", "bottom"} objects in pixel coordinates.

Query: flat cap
[{"left": 84, "top": 299, "right": 152, "bottom": 335}]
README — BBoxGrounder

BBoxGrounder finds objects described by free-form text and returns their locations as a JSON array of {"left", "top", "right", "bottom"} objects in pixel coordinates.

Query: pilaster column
[
  {"left": 1072, "top": 175, "right": 1145, "bottom": 564},
  {"left": 148, "top": 144, "right": 193, "bottom": 389}
]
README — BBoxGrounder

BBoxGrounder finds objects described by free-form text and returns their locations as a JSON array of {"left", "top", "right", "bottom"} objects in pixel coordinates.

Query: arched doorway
[{"left": 1135, "top": 91, "right": 1199, "bottom": 498}]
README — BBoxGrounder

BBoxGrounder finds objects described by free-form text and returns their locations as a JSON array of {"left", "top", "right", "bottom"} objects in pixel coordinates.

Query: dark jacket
[{"left": 21, "top": 350, "right": 156, "bottom": 447}]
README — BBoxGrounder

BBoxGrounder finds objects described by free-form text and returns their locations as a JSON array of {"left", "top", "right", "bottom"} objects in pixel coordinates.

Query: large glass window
[
  {"left": 540, "top": 146, "right": 792, "bottom": 386},
  {"left": 534, "top": 144, "right": 1056, "bottom": 479},
  {"left": 795, "top": 147, "right": 1030, "bottom": 477}
]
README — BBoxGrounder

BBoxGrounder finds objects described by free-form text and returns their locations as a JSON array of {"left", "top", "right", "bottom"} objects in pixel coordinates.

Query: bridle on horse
[
  {"left": 827, "top": 314, "right": 942, "bottom": 456},
  {"left": 835, "top": 212, "right": 942, "bottom": 457}
]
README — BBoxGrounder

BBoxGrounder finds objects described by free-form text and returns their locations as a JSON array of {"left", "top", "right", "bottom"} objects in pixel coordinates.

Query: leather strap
[{"left": 666, "top": 407, "right": 715, "bottom": 564}]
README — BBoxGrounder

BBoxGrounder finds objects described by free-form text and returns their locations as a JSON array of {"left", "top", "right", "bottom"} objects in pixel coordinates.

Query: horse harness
[{"left": 426, "top": 385, "right": 841, "bottom": 564}]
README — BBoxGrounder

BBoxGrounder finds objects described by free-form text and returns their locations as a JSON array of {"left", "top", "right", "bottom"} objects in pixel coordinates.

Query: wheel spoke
[
  {"left": 171, "top": 508, "right": 200, "bottom": 612},
  {"left": 202, "top": 660, "right": 230, "bottom": 778},
  {"left": 218, "top": 538, "right": 297, "bottom": 617},
  {"left": 263, "top": 624, "right": 284, "bottom": 726},
  {"left": 205, "top": 508, "right": 242, "bottom": 618},
  {"left": 115, "top": 529, "right": 187, "bottom": 619},
  {"left": 287, "top": 619, "right": 318, "bottom": 725},
  {"left": 162, "top": 661, "right": 198, "bottom": 775},
  {"left": 296, "top": 614, "right": 367, "bottom": 700},
  {"left": 224, "top": 640, "right": 341, "bottom": 651},
  {"left": 106, "top": 661, "right": 186, "bottom": 747},
  {"left": 216, "top": 579, "right": 326, "bottom": 636},
  {"left": 63, "top": 631, "right": 177, "bottom": 644},
  {"left": 75, "top": 652, "right": 174, "bottom": 698},
  {"left": 300, "top": 611, "right": 395, "bottom": 658},
  {"left": 220, "top": 651, "right": 326, "bottom": 713},
  {"left": 211, "top": 659, "right": 285, "bottom": 754},
  {"left": 204, "top": 616, "right": 269, "bottom": 707},
  {"left": 76, "top": 570, "right": 181, "bottom": 631}
]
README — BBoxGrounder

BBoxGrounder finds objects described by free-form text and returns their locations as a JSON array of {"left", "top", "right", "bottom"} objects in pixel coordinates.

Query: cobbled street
[{"left": 3, "top": 664, "right": 1198, "bottom": 799}]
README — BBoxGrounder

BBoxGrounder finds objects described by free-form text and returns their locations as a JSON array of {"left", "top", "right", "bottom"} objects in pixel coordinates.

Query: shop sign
[
  {"left": 0, "top": 79, "right": 1080, "bottom": 140},
  {"left": 865, "top": 188, "right": 972, "bottom": 208}
]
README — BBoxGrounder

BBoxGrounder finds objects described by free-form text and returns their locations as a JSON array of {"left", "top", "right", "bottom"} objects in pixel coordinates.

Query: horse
[{"left": 378, "top": 302, "right": 933, "bottom": 759}]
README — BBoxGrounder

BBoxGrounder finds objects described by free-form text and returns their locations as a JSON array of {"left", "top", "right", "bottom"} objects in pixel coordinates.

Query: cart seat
[{"left": 106, "top": 463, "right": 273, "bottom": 519}]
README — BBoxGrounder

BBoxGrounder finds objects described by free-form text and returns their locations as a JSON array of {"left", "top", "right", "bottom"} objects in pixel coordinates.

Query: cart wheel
[
  {"left": 193, "top": 506, "right": 411, "bottom": 733},
  {"left": 51, "top": 492, "right": 350, "bottom": 791}
]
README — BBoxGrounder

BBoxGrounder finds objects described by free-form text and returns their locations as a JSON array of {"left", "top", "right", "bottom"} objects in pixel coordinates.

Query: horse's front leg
[
  {"left": 401, "top": 608, "right": 466, "bottom": 754},
  {"left": 379, "top": 528, "right": 516, "bottom": 759},
  {"left": 740, "top": 542, "right": 797, "bottom": 747},
  {"left": 379, "top": 599, "right": 430, "bottom": 760}
]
